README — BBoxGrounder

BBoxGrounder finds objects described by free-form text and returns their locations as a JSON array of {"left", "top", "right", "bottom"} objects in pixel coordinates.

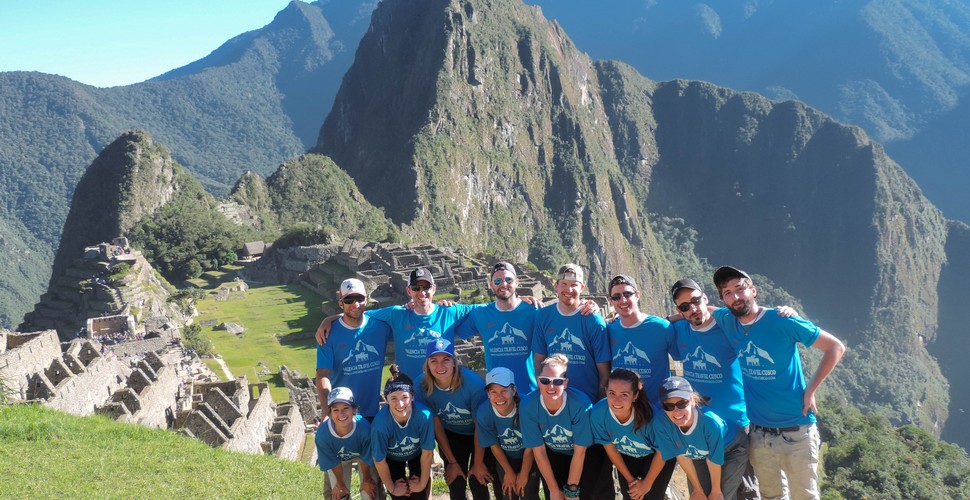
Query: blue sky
[{"left": 0, "top": 0, "right": 291, "bottom": 87}]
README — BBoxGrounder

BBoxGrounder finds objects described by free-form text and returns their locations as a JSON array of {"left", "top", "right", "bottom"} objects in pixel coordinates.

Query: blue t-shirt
[
  {"left": 608, "top": 315, "right": 674, "bottom": 406},
  {"left": 672, "top": 320, "right": 748, "bottom": 430},
  {"left": 532, "top": 305, "right": 610, "bottom": 401},
  {"left": 367, "top": 303, "right": 477, "bottom": 379},
  {"left": 456, "top": 301, "right": 539, "bottom": 392},
  {"left": 520, "top": 387, "right": 593, "bottom": 455},
  {"left": 315, "top": 414, "right": 373, "bottom": 470},
  {"left": 414, "top": 367, "right": 487, "bottom": 435},
  {"left": 316, "top": 316, "right": 392, "bottom": 418},
  {"left": 653, "top": 407, "right": 728, "bottom": 465},
  {"left": 476, "top": 400, "right": 525, "bottom": 460},
  {"left": 589, "top": 398, "right": 657, "bottom": 458},
  {"left": 713, "top": 308, "right": 821, "bottom": 427},
  {"left": 371, "top": 401, "right": 437, "bottom": 462}
]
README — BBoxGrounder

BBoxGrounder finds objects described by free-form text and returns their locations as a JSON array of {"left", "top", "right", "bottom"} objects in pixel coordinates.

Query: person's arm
[
  {"left": 578, "top": 299, "right": 600, "bottom": 316},
  {"left": 328, "top": 463, "right": 349, "bottom": 500},
  {"left": 315, "top": 368, "right": 331, "bottom": 420},
  {"left": 468, "top": 427, "right": 493, "bottom": 485},
  {"left": 595, "top": 361, "right": 610, "bottom": 399},
  {"left": 566, "top": 445, "right": 587, "bottom": 491},
  {"left": 706, "top": 460, "right": 723, "bottom": 500},
  {"left": 374, "top": 459, "right": 406, "bottom": 497},
  {"left": 357, "top": 460, "right": 377, "bottom": 498},
  {"left": 490, "top": 444, "right": 516, "bottom": 498},
  {"left": 638, "top": 451, "right": 667, "bottom": 493},
  {"left": 804, "top": 330, "right": 846, "bottom": 415},
  {"left": 677, "top": 455, "right": 705, "bottom": 500},
  {"left": 410, "top": 448, "right": 435, "bottom": 493},
  {"left": 603, "top": 443, "right": 636, "bottom": 486},
  {"left": 531, "top": 445, "right": 564, "bottom": 500},
  {"left": 432, "top": 416, "right": 465, "bottom": 484},
  {"left": 315, "top": 314, "right": 342, "bottom": 345},
  {"left": 517, "top": 448, "right": 535, "bottom": 496}
]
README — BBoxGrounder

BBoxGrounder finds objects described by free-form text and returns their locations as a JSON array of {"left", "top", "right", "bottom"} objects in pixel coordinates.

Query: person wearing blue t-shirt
[
  {"left": 372, "top": 374, "right": 437, "bottom": 500},
  {"left": 532, "top": 263, "right": 610, "bottom": 402},
  {"left": 713, "top": 266, "right": 845, "bottom": 500},
  {"left": 670, "top": 278, "right": 755, "bottom": 500},
  {"left": 653, "top": 376, "right": 731, "bottom": 500},
  {"left": 591, "top": 369, "right": 675, "bottom": 500},
  {"left": 476, "top": 367, "right": 540, "bottom": 500},
  {"left": 605, "top": 274, "right": 676, "bottom": 406},
  {"left": 315, "top": 387, "right": 379, "bottom": 500},
  {"left": 316, "top": 268, "right": 477, "bottom": 380},
  {"left": 520, "top": 354, "right": 609, "bottom": 500},
  {"left": 414, "top": 339, "right": 492, "bottom": 500},
  {"left": 317, "top": 278, "right": 392, "bottom": 421}
]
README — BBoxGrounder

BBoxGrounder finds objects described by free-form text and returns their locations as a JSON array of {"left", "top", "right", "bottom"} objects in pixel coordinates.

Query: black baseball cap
[
  {"left": 670, "top": 278, "right": 702, "bottom": 300},
  {"left": 712, "top": 266, "right": 751, "bottom": 289}
]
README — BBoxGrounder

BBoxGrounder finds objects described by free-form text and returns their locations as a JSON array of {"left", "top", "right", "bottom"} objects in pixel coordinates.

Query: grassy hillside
[{"left": 0, "top": 404, "right": 320, "bottom": 498}]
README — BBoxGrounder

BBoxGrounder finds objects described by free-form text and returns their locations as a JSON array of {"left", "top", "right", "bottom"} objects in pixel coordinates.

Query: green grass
[
  {"left": 0, "top": 404, "right": 320, "bottom": 498},
  {"left": 195, "top": 284, "right": 324, "bottom": 401}
]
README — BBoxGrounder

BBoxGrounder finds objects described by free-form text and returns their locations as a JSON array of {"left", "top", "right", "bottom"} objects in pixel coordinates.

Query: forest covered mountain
[
  {"left": 0, "top": 1, "right": 371, "bottom": 327},
  {"left": 7, "top": 0, "right": 970, "bottom": 462}
]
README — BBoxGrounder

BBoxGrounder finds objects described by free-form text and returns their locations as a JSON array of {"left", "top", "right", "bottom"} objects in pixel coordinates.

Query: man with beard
[{"left": 712, "top": 266, "right": 844, "bottom": 500}]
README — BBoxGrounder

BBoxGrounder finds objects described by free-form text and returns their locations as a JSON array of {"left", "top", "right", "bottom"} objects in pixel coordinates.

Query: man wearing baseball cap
[
  {"left": 316, "top": 278, "right": 392, "bottom": 422},
  {"left": 712, "top": 266, "right": 845, "bottom": 500},
  {"left": 317, "top": 268, "right": 480, "bottom": 380},
  {"left": 670, "top": 277, "right": 756, "bottom": 500}
]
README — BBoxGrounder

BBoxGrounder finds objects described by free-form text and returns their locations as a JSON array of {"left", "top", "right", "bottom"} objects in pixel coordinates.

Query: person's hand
[
  {"left": 803, "top": 386, "right": 817, "bottom": 416},
  {"left": 408, "top": 474, "right": 426, "bottom": 493},
  {"left": 519, "top": 295, "right": 540, "bottom": 308},
  {"left": 403, "top": 299, "right": 415, "bottom": 311},
  {"left": 628, "top": 478, "right": 652, "bottom": 500},
  {"left": 708, "top": 491, "right": 725, "bottom": 500},
  {"left": 548, "top": 488, "right": 566, "bottom": 500},
  {"left": 776, "top": 305, "right": 798, "bottom": 318},
  {"left": 579, "top": 299, "right": 600, "bottom": 316},
  {"left": 443, "top": 461, "right": 466, "bottom": 484},
  {"left": 390, "top": 479, "right": 409, "bottom": 497},
  {"left": 468, "top": 461, "right": 493, "bottom": 485},
  {"left": 360, "top": 479, "right": 377, "bottom": 498},
  {"left": 330, "top": 481, "right": 349, "bottom": 500},
  {"left": 514, "top": 469, "right": 530, "bottom": 496},
  {"left": 436, "top": 299, "right": 456, "bottom": 307},
  {"left": 689, "top": 488, "right": 707, "bottom": 500},
  {"left": 315, "top": 316, "right": 338, "bottom": 345}
]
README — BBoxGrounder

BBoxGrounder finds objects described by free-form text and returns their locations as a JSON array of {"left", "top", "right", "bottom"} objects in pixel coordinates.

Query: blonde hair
[
  {"left": 540, "top": 354, "right": 569, "bottom": 377},
  {"left": 421, "top": 354, "right": 464, "bottom": 396}
]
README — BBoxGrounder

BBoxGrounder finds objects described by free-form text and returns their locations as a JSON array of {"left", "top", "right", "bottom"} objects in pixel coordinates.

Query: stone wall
[
  {"left": 225, "top": 383, "right": 275, "bottom": 455},
  {"left": 0, "top": 330, "right": 64, "bottom": 399},
  {"left": 263, "top": 403, "right": 306, "bottom": 461},
  {"left": 123, "top": 352, "right": 180, "bottom": 428},
  {"left": 42, "top": 342, "right": 128, "bottom": 416}
]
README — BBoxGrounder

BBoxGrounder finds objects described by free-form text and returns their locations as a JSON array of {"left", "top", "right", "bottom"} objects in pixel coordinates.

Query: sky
[{"left": 0, "top": 0, "right": 292, "bottom": 88}]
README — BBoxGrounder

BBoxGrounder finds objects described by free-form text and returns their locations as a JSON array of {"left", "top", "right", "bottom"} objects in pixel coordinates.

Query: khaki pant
[{"left": 748, "top": 423, "right": 820, "bottom": 500}]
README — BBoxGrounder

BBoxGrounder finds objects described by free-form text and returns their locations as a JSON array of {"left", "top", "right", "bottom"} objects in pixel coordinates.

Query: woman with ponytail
[
  {"left": 591, "top": 369, "right": 676, "bottom": 500},
  {"left": 371, "top": 373, "right": 436, "bottom": 499}
]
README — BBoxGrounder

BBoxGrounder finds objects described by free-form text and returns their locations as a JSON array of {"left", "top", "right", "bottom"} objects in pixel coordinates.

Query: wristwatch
[{"left": 564, "top": 484, "right": 580, "bottom": 498}]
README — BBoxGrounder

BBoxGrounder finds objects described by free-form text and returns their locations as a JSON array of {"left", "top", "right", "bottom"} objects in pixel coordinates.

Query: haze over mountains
[{"left": 3, "top": 0, "right": 970, "bottom": 455}]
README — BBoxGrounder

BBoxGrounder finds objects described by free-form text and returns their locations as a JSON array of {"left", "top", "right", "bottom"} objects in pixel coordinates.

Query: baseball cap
[
  {"left": 609, "top": 274, "right": 638, "bottom": 291},
  {"left": 339, "top": 278, "right": 367, "bottom": 298},
  {"left": 491, "top": 261, "right": 517, "bottom": 278},
  {"left": 485, "top": 367, "right": 515, "bottom": 388},
  {"left": 327, "top": 387, "right": 356, "bottom": 407},
  {"left": 712, "top": 266, "right": 751, "bottom": 289},
  {"left": 557, "top": 263, "right": 585, "bottom": 284},
  {"left": 409, "top": 267, "right": 435, "bottom": 286},
  {"left": 670, "top": 278, "right": 702, "bottom": 300},
  {"left": 659, "top": 376, "right": 693, "bottom": 401},
  {"left": 426, "top": 338, "right": 455, "bottom": 357}
]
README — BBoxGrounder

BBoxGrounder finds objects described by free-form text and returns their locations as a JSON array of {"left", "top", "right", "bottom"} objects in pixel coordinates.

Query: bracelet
[{"left": 564, "top": 484, "right": 580, "bottom": 498}]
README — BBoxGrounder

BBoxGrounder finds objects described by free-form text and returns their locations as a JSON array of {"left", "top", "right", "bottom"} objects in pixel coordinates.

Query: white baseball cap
[{"left": 339, "top": 278, "right": 366, "bottom": 298}]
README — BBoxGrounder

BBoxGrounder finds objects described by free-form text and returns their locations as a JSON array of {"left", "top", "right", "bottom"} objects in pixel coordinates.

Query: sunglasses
[
  {"left": 341, "top": 295, "right": 366, "bottom": 305},
  {"left": 538, "top": 377, "right": 566, "bottom": 386},
  {"left": 409, "top": 284, "right": 432, "bottom": 292},
  {"left": 676, "top": 295, "right": 703, "bottom": 312},
  {"left": 492, "top": 277, "right": 515, "bottom": 286},
  {"left": 609, "top": 291, "right": 636, "bottom": 301},
  {"left": 662, "top": 400, "right": 691, "bottom": 411}
]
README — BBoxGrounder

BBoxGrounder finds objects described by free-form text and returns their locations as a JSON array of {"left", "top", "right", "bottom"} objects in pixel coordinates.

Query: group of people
[{"left": 313, "top": 261, "right": 845, "bottom": 500}]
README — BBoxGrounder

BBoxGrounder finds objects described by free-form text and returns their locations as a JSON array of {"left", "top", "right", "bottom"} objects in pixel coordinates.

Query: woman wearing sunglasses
[
  {"left": 521, "top": 354, "right": 600, "bottom": 500},
  {"left": 476, "top": 367, "right": 541, "bottom": 500},
  {"left": 652, "top": 376, "right": 731, "bottom": 500},
  {"left": 372, "top": 374, "right": 437, "bottom": 500},
  {"left": 414, "top": 338, "right": 494, "bottom": 500},
  {"left": 591, "top": 369, "right": 676, "bottom": 500}
]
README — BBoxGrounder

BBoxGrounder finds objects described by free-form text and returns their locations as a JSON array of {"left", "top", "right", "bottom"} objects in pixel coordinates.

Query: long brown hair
[{"left": 608, "top": 369, "right": 653, "bottom": 431}]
